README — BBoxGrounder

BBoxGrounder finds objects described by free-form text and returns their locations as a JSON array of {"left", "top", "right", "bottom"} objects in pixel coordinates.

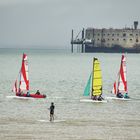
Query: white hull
[
  {"left": 80, "top": 99, "right": 107, "bottom": 103},
  {"left": 105, "top": 96, "right": 131, "bottom": 101},
  {"left": 6, "top": 96, "right": 34, "bottom": 100}
]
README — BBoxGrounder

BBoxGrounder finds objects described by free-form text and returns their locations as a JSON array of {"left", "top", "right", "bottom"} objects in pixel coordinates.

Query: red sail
[
  {"left": 113, "top": 81, "right": 117, "bottom": 94},
  {"left": 112, "top": 72, "right": 119, "bottom": 95},
  {"left": 19, "top": 53, "right": 29, "bottom": 92}
]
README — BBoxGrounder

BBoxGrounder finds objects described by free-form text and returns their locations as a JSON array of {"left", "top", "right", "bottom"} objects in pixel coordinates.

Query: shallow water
[{"left": 0, "top": 48, "right": 140, "bottom": 140}]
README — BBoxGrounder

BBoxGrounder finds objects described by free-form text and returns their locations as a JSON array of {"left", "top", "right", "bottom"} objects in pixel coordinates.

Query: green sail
[{"left": 83, "top": 73, "right": 92, "bottom": 96}]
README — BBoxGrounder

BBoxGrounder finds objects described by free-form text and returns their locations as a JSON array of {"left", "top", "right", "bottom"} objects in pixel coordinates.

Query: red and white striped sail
[
  {"left": 19, "top": 53, "right": 29, "bottom": 93},
  {"left": 118, "top": 54, "right": 127, "bottom": 93},
  {"left": 12, "top": 53, "right": 29, "bottom": 93},
  {"left": 112, "top": 54, "right": 127, "bottom": 95}
]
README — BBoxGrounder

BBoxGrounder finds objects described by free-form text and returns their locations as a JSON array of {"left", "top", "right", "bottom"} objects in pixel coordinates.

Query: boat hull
[
  {"left": 7, "top": 95, "right": 34, "bottom": 99},
  {"left": 16, "top": 93, "right": 46, "bottom": 98},
  {"left": 105, "top": 96, "right": 131, "bottom": 101},
  {"left": 80, "top": 99, "right": 107, "bottom": 103}
]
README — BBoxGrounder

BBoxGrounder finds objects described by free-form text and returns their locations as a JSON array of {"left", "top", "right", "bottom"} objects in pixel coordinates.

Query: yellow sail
[{"left": 92, "top": 58, "right": 102, "bottom": 96}]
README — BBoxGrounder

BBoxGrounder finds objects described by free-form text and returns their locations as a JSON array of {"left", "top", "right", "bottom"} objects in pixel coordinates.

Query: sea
[{"left": 0, "top": 48, "right": 140, "bottom": 140}]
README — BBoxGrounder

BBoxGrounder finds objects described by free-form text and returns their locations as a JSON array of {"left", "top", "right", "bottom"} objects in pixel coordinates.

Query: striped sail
[
  {"left": 112, "top": 54, "right": 127, "bottom": 95},
  {"left": 12, "top": 53, "right": 29, "bottom": 94},
  {"left": 117, "top": 54, "right": 127, "bottom": 94},
  {"left": 92, "top": 58, "right": 102, "bottom": 96},
  {"left": 19, "top": 53, "right": 29, "bottom": 93}
]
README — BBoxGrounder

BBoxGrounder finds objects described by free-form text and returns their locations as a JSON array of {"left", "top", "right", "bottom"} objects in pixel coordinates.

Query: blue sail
[{"left": 83, "top": 73, "right": 92, "bottom": 96}]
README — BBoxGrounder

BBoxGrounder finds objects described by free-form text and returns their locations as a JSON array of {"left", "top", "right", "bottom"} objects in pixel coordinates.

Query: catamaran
[
  {"left": 107, "top": 54, "right": 130, "bottom": 100},
  {"left": 80, "top": 58, "right": 107, "bottom": 103},
  {"left": 11, "top": 53, "right": 46, "bottom": 99}
]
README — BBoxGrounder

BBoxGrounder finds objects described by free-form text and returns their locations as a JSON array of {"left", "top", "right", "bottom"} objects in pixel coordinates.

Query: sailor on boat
[
  {"left": 35, "top": 90, "right": 40, "bottom": 95},
  {"left": 91, "top": 95, "right": 104, "bottom": 101},
  {"left": 124, "top": 93, "right": 129, "bottom": 98},
  {"left": 91, "top": 95, "right": 97, "bottom": 100},
  {"left": 98, "top": 95, "right": 104, "bottom": 101},
  {"left": 26, "top": 91, "right": 30, "bottom": 97},
  {"left": 116, "top": 92, "right": 123, "bottom": 98}
]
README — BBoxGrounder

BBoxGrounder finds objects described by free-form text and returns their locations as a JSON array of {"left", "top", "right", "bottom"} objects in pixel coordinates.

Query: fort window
[
  {"left": 136, "top": 34, "right": 138, "bottom": 36},
  {"left": 102, "top": 39, "right": 105, "bottom": 42},
  {"left": 117, "top": 38, "right": 119, "bottom": 41},
  {"left": 112, "top": 38, "right": 114, "bottom": 41},
  {"left": 103, "top": 34, "right": 106, "bottom": 36},
  {"left": 123, "top": 33, "right": 126, "bottom": 37},
  {"left": 87, "top": 33, "right": 90, "bottom": 38},
  {"left": 108, "top": 34, "right": 110, "bottom": 36},
  {"left": 117, "top": 34, "right": 119, "bottom": 36},
  {"left": 98, "top": 34, "right": 100, "bottom": 36},
  {"left": 130, "top": 39, "right": 132, "bottom": 41},
  {"left": 123, "top": 39, "right": 126, "bottom": 41},
  {"left": 112, "top": 34, "right": 114, "bottom": 36},
  {"left": 130, "top": 34, "right": 133, "bottom": 36},
  {"left": 97, "top": 38, "right": 100, "bottom": 41},
  {"left": 108, "top": 39, "right": 109, "bottom": 41},
  {"left": 136, "top": 39, "right": 139, "bottom": 42}
]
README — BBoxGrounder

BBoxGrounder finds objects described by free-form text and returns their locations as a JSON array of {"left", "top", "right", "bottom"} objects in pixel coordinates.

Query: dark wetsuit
[
  {"left": 26, "top": 92, "right": 30, "bottom": 97},
  {"left": 98, "top": 95, "right": 104, "bottom": 101},
  {"left": 50, "top": 105, "right": 55, "bottom": 115},
  {"left": 116, "top": 93, "right": 123, "bottom": 98},
  {"left": 36, "top": 91, "right": 40, "bottom": 95},
  {"left": 49, "top": 104, "right": 55, "bottom": 121}
]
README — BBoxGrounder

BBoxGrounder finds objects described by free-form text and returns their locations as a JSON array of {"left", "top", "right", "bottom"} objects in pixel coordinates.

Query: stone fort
[{"left": 85, "top": 21, "right": 140, "bottom": 49}]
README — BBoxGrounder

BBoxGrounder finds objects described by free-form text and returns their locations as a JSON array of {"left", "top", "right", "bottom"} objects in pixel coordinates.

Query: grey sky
[{"left": 0, "top": 0, "right": 140, "bottom": 48}]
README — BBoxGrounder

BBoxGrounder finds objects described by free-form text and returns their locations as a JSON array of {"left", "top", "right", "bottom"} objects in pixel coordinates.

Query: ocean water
[{"left": 0, "top": 48, "right": 140, "bottom": 140}]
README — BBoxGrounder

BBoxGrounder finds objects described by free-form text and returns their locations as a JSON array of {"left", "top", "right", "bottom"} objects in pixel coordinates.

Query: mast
[
  {"left": 71, "top": 30, "right": 74, "bottom": 53},
  {"left": 91, "top": 58, "right": 94, "bottom": 98}
]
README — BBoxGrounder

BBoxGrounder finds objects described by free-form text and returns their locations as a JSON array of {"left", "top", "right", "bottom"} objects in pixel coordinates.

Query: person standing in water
[{"left": 49, "top": 102, "right": 55, "bottom": 122}]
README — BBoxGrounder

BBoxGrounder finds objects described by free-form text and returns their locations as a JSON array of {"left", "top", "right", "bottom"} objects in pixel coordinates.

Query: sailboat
[
  {"left": 108, "top": 54, "right": 130, "bottom": 100},
  {"left": 80, "top": 58, "right": 107, "bottom": 103},
  {"left": 10, "top": 53, "right": 46, "bottom": 99}
]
